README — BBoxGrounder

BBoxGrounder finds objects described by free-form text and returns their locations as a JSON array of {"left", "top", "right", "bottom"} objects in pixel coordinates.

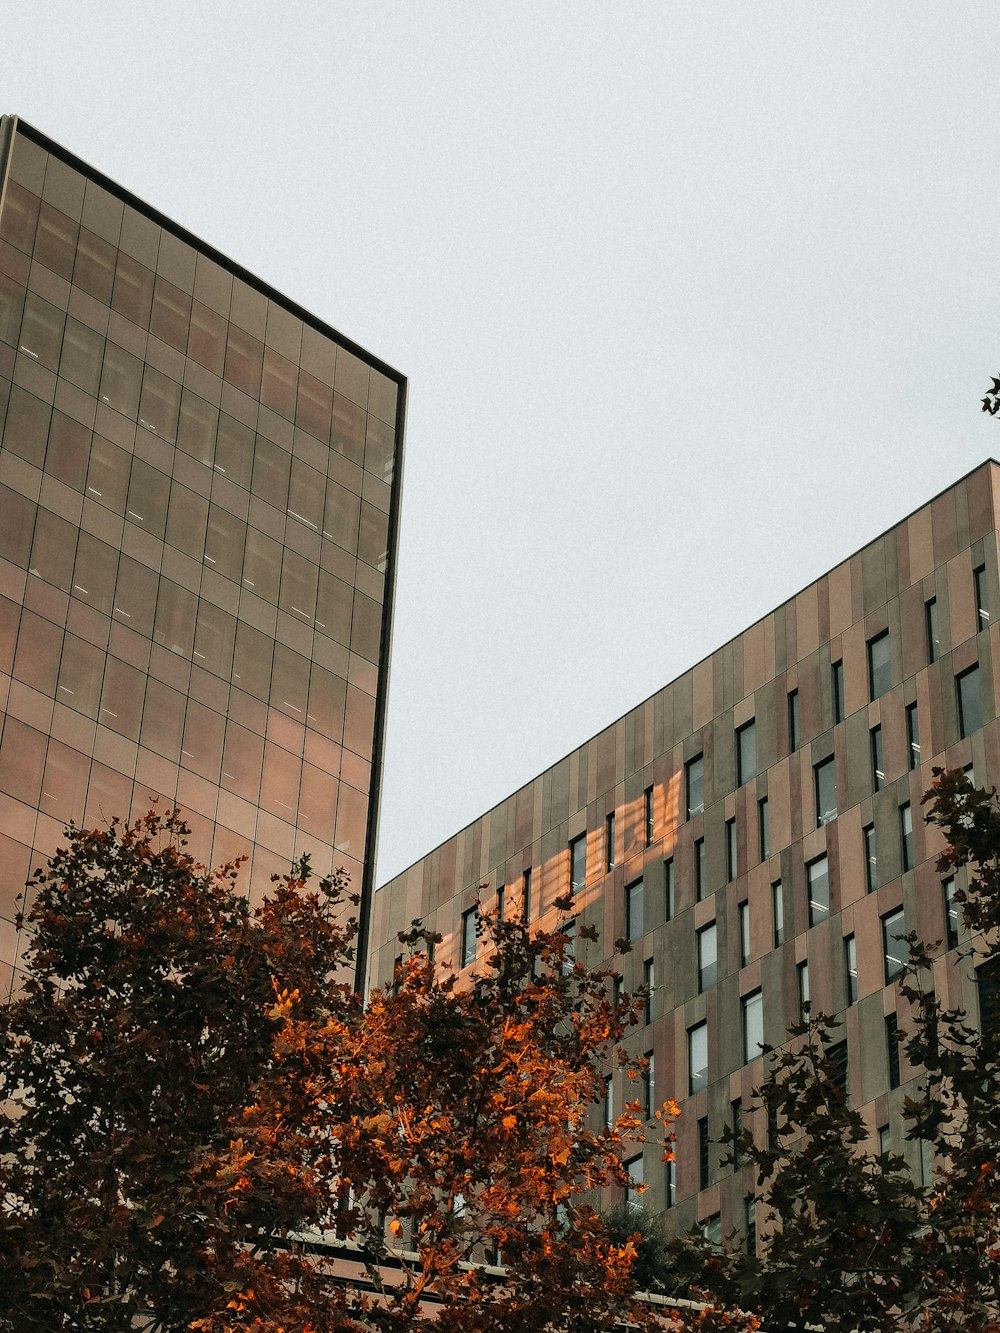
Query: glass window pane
[
  {"left": 111, "top": 253, "right": 154, "bottom": 327},
  {"left": 34, "top": 202, "right": 77, "bottom": 279},
  {"left": 689, "top": 1022, "right": 708, "bottom": 1094},
  {"left": 113, "top": 555, "right": 158, "bottom": 637},
  {"left": 203, "top": 505, "right": 246, "bottom": 583},
  {"left": 242, "top": 527, "right": 281, "bottom": 602},
  {"left": 331, "top": 392, "right": 366, "bottom": 464},
  {"left": 279, "top": 548, "right": 318, "bottom": 623},
  {"left": 59, "top": 317, "right": 104, "bottom": 396},
  {"left": 686, "top": 753, "right": 704, "bottom": 818},
  {"left": 39, "top": 739, "right": 89, "bottom": 824},
  {"left": 44, "top": 410, "right": 91, "bottom": 491},
  {"left": 180, "top": 701, "right": 225, "bottom": 781},
  {"left": 138, "top": 365, "right": 181, "bottom": 442},
  {"left": 260, "top": 742, "right": 300, "bottom": 821},
  {"left": 957, "top": 665, "right": 982, "bottom": 739},
  {"left": 73, "top": 227, "right": 116, "bottom": 304},
  {"left": 808, "top": 854, "right": 830, "bottom": 925},
  {"left": 742, "top": 990, "right": 763, "bottom": 1062},
  {"left": 298, "top": 762, "right": 337, "bottom": 842},
  {"left": 287, "top": 457, "right": 325, "bottom": 532},
  {"left": 882, "top": 908, "right": 907, "bottom": 982},
  {"left": 140, "top": 678, "right": 186, "bottom": 760},
  {"left": 868, "top": 632, "right": 891, "bottom": 700},
  {"left": 221, "top": 721, "right": 264, "bottom": 803},
  {"left": 737, "top": 720, "right": 756, "bottom": 786},
  {"left": 150, "top": 275, "right": 191, "bottom": 352},
  {"left": 323, "top": 482, "right": 361, "bottom": 553},
  {"left": 306, "top": 665, "right": 346, "bottom": 743},
  {"left": 0, "top": 717, "right": 46, "bottom": 805},
  {"left": 814, "top": 756, "right": 837, "bottom": 826},
  {"left": 271, "top": 643, "right": 310, "bottom": 721},
  {"left": 187, "top": 301, "right": 227, "bottom": 375},
  {"left": 192, "top": 601, "right": 236, "bottom": 679},
  {"left": 925, "top": 598, "right": 940, "bottom": 663},
  {"left": 176, "top": 389, "right": 218, "bottom": 466},
  {"left": 57, "top": 634, "right": 104, "bottom": 719},
  {"left": 3, "top": 384, "right": 51, "bottom": 467},
  {"left": 19, "top": 291, "right": 64, "bottom": 369},
  {"left": 86, "top": 435, "right": 131, "bottom": 514},
  {"left": 126, "top": 459, "right": 169, "bottom": 539},
  {"left": 316, "top": 570, "right": 354, "bottom": 645},
  {"left": 30, "top": 508, "right": 77, "bottom": 592},
  {"left": 99, "top": 340, "right": 143, "bottom": 419},
  {"left": 73, "top": 532, "right": 119, "bottom": 615},
  {"left": 12, "top": 610, "right": 62, "bottom": 696},
  {"left": 99, "top": 656, "right": 145, "bottom": 741},
  {"left": 152, "top": 579, "right": 197, "bottom": 657},
  {"left": 232, "top": 621, "right": 273, "bottom": 700},
  {"left": 224, "top": 325, "right": 263, "bottom": 397},
  {"left": 165, "top": 484, "right": 209, "bottom": 558},
  {"left": 626, "top": 878, "right": 644, "bottom": 941},
  {"left": 214, "top": 413, "right": 253, "bottom": 487},
  {"left": 0, "top": 486, "right": 35, "bottom": 567},
  {"left": 698, "top": 922, "right": 717, "bottom": 991}
]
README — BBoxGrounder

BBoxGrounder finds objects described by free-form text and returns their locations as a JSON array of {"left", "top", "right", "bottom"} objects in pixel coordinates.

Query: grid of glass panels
[{"left": 0, "top": 126, "right": 401, "bottom": 990}]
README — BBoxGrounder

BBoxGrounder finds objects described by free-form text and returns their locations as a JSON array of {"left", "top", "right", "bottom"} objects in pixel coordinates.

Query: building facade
[
  {"left": 0, "top": 117, "right": 405, "bottom": 996},
  {"left": 372, "top": 461, "right": 1000, "bottom": 1246}
]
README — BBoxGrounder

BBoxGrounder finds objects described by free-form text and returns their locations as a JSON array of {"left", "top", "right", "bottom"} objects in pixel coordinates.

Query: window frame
[
  {"left": 569, "top": 833, "right": 587, "bottom": 895},
  {"left": 742, "top": 988, "right": 764, "bottom": 1064},
  {"left": 845, "top": 933, "right": 858, "bottom": 1004},
  {"left": 688, "top": 1021, "right": 708, "bottom": 1094},
  {"left": 814, "top": 754, "right": 837, "bottom": 826},
  {"left": 905, "top": 701, "right": 920, "bottom": 772},
  {"left": 832, "top": 658, "right": 845, "bottom": 724},
  {"left": 807, "top": 853, "right": 830, "bottom": 925},
  {"left": 736, "top": 719, "right": 757, "bottom": 787},
  {"left": 867, "top": 630, "right": 891, "bottom": 701},
  {"left": 956, "top": 663, "right": 982, "bottom": 740},
  {"left": 685, "top": 752, "right": 704, "bottom": 819},
  {"left": 788, "top": 688, "right": 800, "bottom": 752},
  {"left": 697, "top": 921, "right": 718, "bottom": 993},
  {"left": 882, "top": 906, "right": 907, "bottom": 983},
  {"left": 900, "top": 802, "right": 913, "bottom": 873},
  {"left": 625, "top": 877, "right": 645, "bottom": 943},
  {"left": 460, "top": 906, "right": 477, "bottom": 969}
]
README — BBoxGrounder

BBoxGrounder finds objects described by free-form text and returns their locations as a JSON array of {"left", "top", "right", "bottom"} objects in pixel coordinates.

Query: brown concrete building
[
  {"left": 0, "top": 118, "right": 405, "bottom": 996},
  {"left": 372, "top": 460, "right": 1000, "bottom": 1247}
]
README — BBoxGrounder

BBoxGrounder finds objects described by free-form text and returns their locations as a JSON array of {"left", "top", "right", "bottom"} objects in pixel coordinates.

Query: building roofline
[
  {"left": 377, "top": 457, "right": 1000, "bottom": 889},
  {"left": 6, "top": 116, "right": 406, "bottom": 388}
]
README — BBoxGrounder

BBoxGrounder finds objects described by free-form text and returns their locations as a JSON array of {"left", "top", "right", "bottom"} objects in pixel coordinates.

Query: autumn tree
[
  {"left": 1, "top": 814, "right": 746, "bottom": 1332},
  {"left": 0, "top": 810, "right": 354, "bottom": 1332},
  {"left": 678, "top": 769, "right": 1000, "bottom": 1332}
]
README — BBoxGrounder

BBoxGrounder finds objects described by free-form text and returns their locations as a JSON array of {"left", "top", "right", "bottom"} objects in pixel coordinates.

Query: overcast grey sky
[{"left": 4, "top": 5, "right": 999, "bottom": 883}]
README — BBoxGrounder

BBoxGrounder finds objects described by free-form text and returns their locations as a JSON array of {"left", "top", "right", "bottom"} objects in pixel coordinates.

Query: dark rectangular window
[
  {"left": 878, "top": 1124, "right": 891, "bottom": 1157},
  {"left": 522, "top": 868, "right": 532, "bottom": 921},
  {"left": 461, "top": 906, "right": 477, "bottom": 968},
  {"left": 665, "top": 1158, "right": 676, "bottom": 1209},
  {"left": 697, "top": 922, "right": 718, "bottom": 993},
  {"left": 886, "top": 1015, "right": 900, "bottom": 1089},
  {"left": 664, "top": 858, "right": 675, "bottom": 919},
  {"left": 882, "top": 907, "right": 906, "bottom": 982},
  {"left": 807, "top": 854, "right": 830, "bottom": 925},
  {"left": 739, "top": 900, "right": 751, "bottom": 967},
  {"left": 688, "top": 1022, "right": 708, "bottom": 1094},
  {"left": 726, "top": 816, "right": 737, "bottom": 881},
  {"left": 698, "top": 1116, "right": 711, "bottom": 1190},
  {"left": 977, "top": 956, "right": 1000, "bottom": 1035},
  {"left": 758, "top": 795, "right": 770, "bottom": 859},
  {"left": 832, "top": 658, "right": 845, "bottom": 724},
  {"left": 695, "top": 837, "right": 706, "bottom": 901},
  {"left": 772, "top": 880, "right": 784, "bottom": 947},
  {"left": 626, "top": 878, "right": 645, "bottom": 943},
  {"left": 796, "top": 960, "right": 810, "bottom": 1020},
  {"left": 845, "top": 933, "right": 858, "bottom": 1004},
  {"left": 685, "top": 753, "right": 704, "bottom": 818},
  {"left": 864, "top": 823, "right": 878, "bottom": 893},
  {"left": 868, "top": 631, "right": 891, "bottom": 700},
  {"left": 626, "top": 1155, "right": 644, "bottom": 1208},
  {"left": 925, "top": 597, "right": 940, "bottom": 663},
  {"left": 603, "top": 1075, "right": 613, "bottom": 1128},
  {"left": 570, "top": 834, "right": 587, "bottom": 894},
  {"left": 827, "top": 1039, "right": 849, "bottom": 1102},
  {"left": 814, "top": 756, "right": 837, "bottom": 826},
  {"left": 906, "top": 701, "right": 920, "bottom": 771},
  {"left": 974, "top": 563, "right": 989, "bottom": 630},
  {"left": 957, "top": 664, "right": 982, "bottom": 739},
  {"left": 496, "top": 883, "right": 505, "bottom": 922},
  {"left": 788, "top": 688, "right": 800, "bottom": 751},
  {"left": 737, "top": 719, "right": 757, "bottom": 786},
  {"left": 742, "top": 989, "right": 763, "bottom": 1063},
  {"left": 943, "top": 876, "right": 959, "bottom": 949},
  {"left": 871, "top": 724, "right": 885, "bottom": 790},
  {"left": 605, "top": 811, "right": 615, "bottom": 871},
  {"left": 744, "top": 1196, "right": 756, "bottom": 1256},
  {"left": 644, "top": 785, "right": 654, "bottom": 846},
  {"left": 900, "top": 802, "right": 913, "bottom": 873},
  {"left": 643, "top": 958, "right": 654, "bottom": 1026},
  {"left": 642, "top": 1052, "right": 654, "bottom": 1119},
  {"left": 731, "top": 1099, "right": 743, "bottom": 1168}
]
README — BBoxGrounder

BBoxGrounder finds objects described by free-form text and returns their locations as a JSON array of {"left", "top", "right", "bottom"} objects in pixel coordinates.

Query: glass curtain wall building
[
  {"left": 372, "top": 461, "right": 1000, "bottom": 1247},
  {"left": 0, "top": 117, "right": 405, "bottom": 996}
]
